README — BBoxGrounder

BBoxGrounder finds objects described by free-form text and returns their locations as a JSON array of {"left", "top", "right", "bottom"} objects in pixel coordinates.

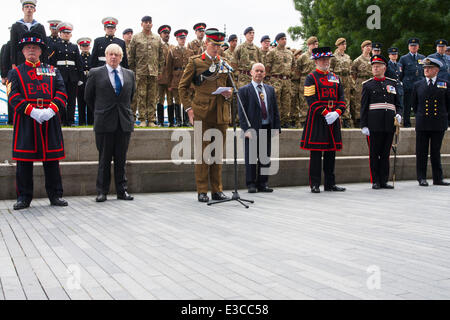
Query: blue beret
[
  {"left": 122, "top": 28, "right": 133, "bottom": 35},
  {"left": 275, "top": 33, "right": 286, "bottom": 42},
  {"left": 244, "top": 27, "right": 254, "bottom": 35},
  {"left": 260, "top": 35, "right": 270, "bottom": 43},
  {"left": 141, "top": 16, "right": 152, "bottom": 22},
  {"left": 228, "top": 34, "right": 237, "bottom": 42}
]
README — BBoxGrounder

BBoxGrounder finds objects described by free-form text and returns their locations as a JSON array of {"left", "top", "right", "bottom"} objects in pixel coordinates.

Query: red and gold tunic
[
  {"left": 7, "top": 60, "right": 68, "bottom": 161},
  {"left": 300, "top": 69, "right": 346, "bottom": 151}
]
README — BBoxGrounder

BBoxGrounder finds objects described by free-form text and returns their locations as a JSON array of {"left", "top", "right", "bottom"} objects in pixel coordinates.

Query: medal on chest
[
  {"left": 209, "top": 63, "right": 217, "bottom": 73},
  {"left": 386, "top": 85, "right": 397, "bottom": 94},
  {"left": 327, "top": 74, "right": 339, "bottom": 83},
  {"left": 437, "top": 81, "right": 447, "bottom": 89}
]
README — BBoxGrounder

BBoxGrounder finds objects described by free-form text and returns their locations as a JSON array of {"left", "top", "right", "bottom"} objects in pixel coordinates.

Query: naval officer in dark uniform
[
  {"left": 91, "top": 17, "right": 128, "bottom": 68},
  {"left": 360, "top": 55, "right": 403, "bottom": 189},
  {"left": 399, "top": 38, "right": 425, "bottom": 127},
  {"left": 412, "top": 57, "right": 450, "bottom": 187},
  {"left": 49, "top": 22, "right": 83, "bottom": 126},
  {"left": 7, "top": 32, "right": 68, "bottom": 210},
  {"left": 77, "top": 37, "right": 93, "bottom": 125}
]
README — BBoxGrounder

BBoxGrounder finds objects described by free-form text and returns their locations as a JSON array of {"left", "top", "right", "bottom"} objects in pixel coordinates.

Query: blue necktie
[{"left": 113, "top": 69, "right": 122, "bottom": 95}]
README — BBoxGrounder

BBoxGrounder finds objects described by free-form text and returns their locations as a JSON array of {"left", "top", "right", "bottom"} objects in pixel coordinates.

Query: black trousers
[
  {"left": 309, "top": 151, "right": 336, "bottom": 188},
  {"left": 95, "top": 127, "right": 131, "bottom": 195},
  {"left": 16, "top": 161, "right": 63, "bottom": 202},
  {"left": 76, "top": 84, "right": 93, "bottom": 126},
  {"left": 63, "top": 80, "right": 77, "bottom": 125},
  {"left": 244, "top": 125, "right": 272, "bottom": 188},
  {"left": 367, "top": 132, "right": 394, "bottom": 185},
  {"left": 416, "top": 130, "right": 446, "bottom": 182},
  {"left": 403, "top": 89, "right": 413, "bottom": 127}
]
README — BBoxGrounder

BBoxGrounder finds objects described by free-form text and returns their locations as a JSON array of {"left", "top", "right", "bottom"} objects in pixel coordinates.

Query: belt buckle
[
  {"left": 328, "top": 100, "right": 334, "bottom": 110},
  {"left": 37, "top": 98, "right": 44, "bottom": 109},
  {"left": 65, "top": 60, "right": 69, "bottom": 66}
]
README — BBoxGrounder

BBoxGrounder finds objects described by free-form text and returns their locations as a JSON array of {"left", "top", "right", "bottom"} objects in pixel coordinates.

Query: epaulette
[{"left": 362, "top": 78, "right": 373, "bottom": 85}]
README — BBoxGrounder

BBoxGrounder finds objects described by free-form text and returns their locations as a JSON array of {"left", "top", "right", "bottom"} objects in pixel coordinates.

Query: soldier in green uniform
[
  {"left": 157, "top": 25, "right": 174, "bottom": 126},
  {"left": 290, "top": 48, "right": 303, "bottom": 128},
  {"left": 265, "top": 32, "right": 296, "bottom": 128},
  {"left": 296, "top": 36, "right": 318, "bottom": 128},
  {"left": 260, "top": 35, "right": 271, "bottom": 66},
  {"left": 223, "top": 34, "right": 237, "bottom": 62},
  {"left": 231, "top": 27, "right": 262, "bottom": 89},
  {"left": 128, "top": 16, "right": 165, "bottom": 127},
  {"left": 122, "top": 28, "right": 133, "bottom": 57},
  {"left": 166, "top": 29, "right": 194, "bottom": 127},
  {"left": 179, "top": 29, "right": 232, "bottom": 203},
  {"left": 330, "top": 38, "right": 353, "bottom": 128},
  {"left": 188, "top": 23, "right": 206, "bottom": 55},
  {"left": 351, "top": 40, "right": 372, "bottom": 127}
]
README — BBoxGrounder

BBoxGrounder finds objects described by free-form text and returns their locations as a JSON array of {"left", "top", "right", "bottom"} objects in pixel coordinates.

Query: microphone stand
[{"left": 208, "top": 61, "right": 254, "bottom": 209}]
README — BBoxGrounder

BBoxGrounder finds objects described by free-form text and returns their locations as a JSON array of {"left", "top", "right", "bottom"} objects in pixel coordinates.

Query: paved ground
[{"left": 0, "top": 181, "right": 449, "bottom": 300}]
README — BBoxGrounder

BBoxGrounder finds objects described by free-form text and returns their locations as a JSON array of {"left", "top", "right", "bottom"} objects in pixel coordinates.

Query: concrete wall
[{"left": 0, "top": 128, "right": 449, "bottom": 200}]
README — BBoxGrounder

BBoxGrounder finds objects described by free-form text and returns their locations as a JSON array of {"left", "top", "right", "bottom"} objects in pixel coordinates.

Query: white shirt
[
  {"left": 252, "top": 80, "right": 269, "bottom": 125},
  {"left": 426, "top": 76, "right": 437, "bottom": 86},
  {"left": 106, "top": 64, "right": 124, "bottom": 89}
]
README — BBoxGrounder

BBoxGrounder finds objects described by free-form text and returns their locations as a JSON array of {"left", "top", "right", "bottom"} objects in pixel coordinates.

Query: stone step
[
  {"left": 1, "top": 155, "right": 449, "bottom": 200},
  {"left": 1, "top": 128, "right": 449, "bottom": 162}
]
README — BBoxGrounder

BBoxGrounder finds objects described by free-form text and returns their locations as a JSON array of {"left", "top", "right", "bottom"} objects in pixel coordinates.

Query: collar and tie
[
  {"left": 113, "top": 69, "right": 122, "bottom": 95},
  {"left": 256, "top": 84, "right": 268, "bottom": 120},
  {"left": 428, "top": 78, "right": 434, "bottom": 87}
]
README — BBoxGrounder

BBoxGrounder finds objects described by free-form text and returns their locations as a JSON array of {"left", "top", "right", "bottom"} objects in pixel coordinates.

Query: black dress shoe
[
  {"left": 248, "top": 185, "right": 257, "bottom": 193},
  {"left": 117, "top": 191, "right": 134, "bottom": 200},
  {"left": 198, "top": 193, "right": 209, "bottom": 203},
  {"left": 13, "top": 200, "right": 30, "bottom": 210},
  {"left": 324, "top": 185, "right": 346, "bottom": 192},
  {"left": 380, "top": 184, "right": 394, "bottom": 189},
  {"left": 418, "top": 179, "right": 429, "bottom": 187},
  {"left": 311, "top": 186, "right": 320, "bottom": 193},
  {"left": 372, "top": 183, "right": 381, "bottom": 190},
  {"left": 96, "top": 194, "right": 107, "bottom": 202},
  {"left": 50, "top": 198, "right": 68, "bottom": 207},
  {"left": 433, "top": 180, "right": 450, "bottom": 186},
  {"left": 258, "top": 186, "right": 274, "bottom": 193},
  {"left": 211, "top": 192, "right": 230, "bottom": 201}
]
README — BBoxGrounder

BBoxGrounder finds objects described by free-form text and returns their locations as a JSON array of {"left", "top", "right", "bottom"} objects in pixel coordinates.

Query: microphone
[{"left": 221, "top": 59, "right": 234, "bottom": 72}]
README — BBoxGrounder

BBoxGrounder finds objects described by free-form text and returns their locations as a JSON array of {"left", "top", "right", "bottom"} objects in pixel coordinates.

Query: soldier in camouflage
[
  {"left": 167, "top": 29, "right": 194, "bottom": 127},
  {"left": 290, "top": 48, "right": 303, "bottom": 128},
  {"left": 265, "top": 33, "right": 296, "bottom": 128},
  {"left": 330, "top": 38, "right": 353, "bottom": 128},
  {"left": 296, "top": 36, "right": 318, "bottom": 128},
  {"left": 223, "top": 34, "right": 237, "bottom": 62},
  {"left": 231, "top": 27, "right": 262, "bottom": 89},
  {"left": 122, "top": 28, "right": 133, "bottom": 57},
  {"left": 188, "top": 23, "right": 206, "bottom": 55},
  {"left": 260, "top": 35, "right": 271, "bottom": 66},
  {"left": 351, "top": 40, "right": 372, "bottom": 127},
  {"left": 128, "top": 16, "right": 165, "bottom": 127},
  {"left": 157, "top": 25, "right": 174, "bottom": 126}
]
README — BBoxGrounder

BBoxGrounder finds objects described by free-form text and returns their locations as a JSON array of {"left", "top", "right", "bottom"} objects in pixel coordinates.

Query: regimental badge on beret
[{"left": 244, "top": 27, "right": 254, "bottom": 35}]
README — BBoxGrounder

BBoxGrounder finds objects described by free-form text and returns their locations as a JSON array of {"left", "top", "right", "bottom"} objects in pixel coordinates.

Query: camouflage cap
[
  {"left": 306, "top": 36, "right": 318, "bottom": 46},
  {"left": 361, "top": 40, "right": 372, "bottom": 49},
  {"left": 335, "top": 38, "right": 346, "bottom": 46}
]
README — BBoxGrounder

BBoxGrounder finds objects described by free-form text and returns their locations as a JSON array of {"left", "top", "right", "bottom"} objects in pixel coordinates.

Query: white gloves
[
  {"left": 325, "top": 111, "right": 340, "bottom": 125},
  {"left": 29, "top": 108, "right": 55, "bottom": 124},
  {"left": 30, "top": 108, "right": 44, "bottom": 124},
  {"left": 361, "top": 127, "right": 370, "bottom": 136},
  {"left": 78, "top": 81, "right": 84, "bottom": 86},
  {"left": 395, "top": 114, "right": 402, "bottom": 125},
  {"left": 40, "top": 108, "right": 56, "bottom": 122}
]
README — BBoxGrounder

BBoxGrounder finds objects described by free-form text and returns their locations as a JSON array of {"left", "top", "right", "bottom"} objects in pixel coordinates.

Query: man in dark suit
[
  {"left": 85, "top": 43, "right": 136, "bottom": 202},
  {"left": 238, "top": 63, "right": 281, "bottom": 193},
  {"left": 412, "top": 57, "right": 450, "bottom": 187},
  {"left": 399, "top": 38, "right": 425, "bottom": 127}
]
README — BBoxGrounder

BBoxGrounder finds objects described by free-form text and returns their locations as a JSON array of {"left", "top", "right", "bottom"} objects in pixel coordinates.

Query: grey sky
[{"left": 0, "top": 0, "right": 305, "bottom": 48}]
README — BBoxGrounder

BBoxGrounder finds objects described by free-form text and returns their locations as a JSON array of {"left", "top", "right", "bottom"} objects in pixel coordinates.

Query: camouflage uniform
[
  {"left": 290, "top": 50, "right": 303, "bottom": 127},
  {"left": 260, "top": 49, "right": 270, "bottom": 66},
  {"left": 187, "top": 39, "right": 205, "bottom": 55},
  {"left": 351, "top": 54, "right": 372, "bottom": 125},
  {"left": 128, "top": 31, "right": 165, "bottom": 124},
  {"left": 232, "top": 42, "right": 262, "bottom": 88},
  {"left": 330, "top": 50, "right": 353, "bottom": 127},
  {"left": 166, "top": 45, "right": 194, "bottom": 125},
  {"left": 157, "top": 41, "right": 175, "bottom": 124},
  {"left": 296, "top": 50, "right": 316, "bottom": 127},
  {"left": 265, "top": 46, "right": 296, "bottom": 127}
]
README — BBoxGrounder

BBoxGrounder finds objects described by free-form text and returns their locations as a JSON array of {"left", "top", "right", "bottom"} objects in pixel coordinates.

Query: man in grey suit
[{"left": 85, "top": 43, "right": 136, "bottom": 202}]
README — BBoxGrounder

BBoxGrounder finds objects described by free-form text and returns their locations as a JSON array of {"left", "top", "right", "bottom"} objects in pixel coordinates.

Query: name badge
[
  {"left": 387, "top": 85, "right": 397, "bottom": 94},
  {"left": 437, "top": 82, "right": 447, "bottom": 89},
  {"left": 327, "top": 74, "right": 339, "bottom": 83}
]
